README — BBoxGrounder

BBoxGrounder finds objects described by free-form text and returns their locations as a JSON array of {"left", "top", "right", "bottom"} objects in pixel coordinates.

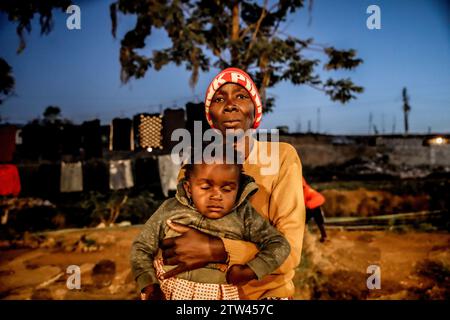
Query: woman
[{"left": 142, "top": 67, "right": 305, "bottom": 300}]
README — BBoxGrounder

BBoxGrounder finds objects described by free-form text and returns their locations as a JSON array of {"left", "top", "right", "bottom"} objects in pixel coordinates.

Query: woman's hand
[
  {"left": 159, "top": 220, "right": 228, "bottom": 279},
  {"left": 226, "top": 264, "right": 257, "bottom": 286}
]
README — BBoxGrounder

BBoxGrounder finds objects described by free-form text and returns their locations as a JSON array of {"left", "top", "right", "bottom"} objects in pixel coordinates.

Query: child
[{"left": 130, "top": 155, "right": 291, "bottom": 300}]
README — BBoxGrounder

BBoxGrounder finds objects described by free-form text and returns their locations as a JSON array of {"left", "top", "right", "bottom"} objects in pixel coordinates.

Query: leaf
[
  {"left": 323, "top": 78, "right": 364, "bottom": 104},
  {"left": 324, "top": 47, "right": 363, "bottom": 71}
]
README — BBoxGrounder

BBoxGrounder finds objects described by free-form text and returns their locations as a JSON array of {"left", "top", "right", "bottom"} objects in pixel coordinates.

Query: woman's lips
[{"left": 223, "top": 120, "right": 241, "bottom": 128}]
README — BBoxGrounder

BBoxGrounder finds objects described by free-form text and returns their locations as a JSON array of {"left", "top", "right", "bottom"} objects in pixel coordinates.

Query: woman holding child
[{"left": 132, "top": 68, "right": 306, "bottom": 300}]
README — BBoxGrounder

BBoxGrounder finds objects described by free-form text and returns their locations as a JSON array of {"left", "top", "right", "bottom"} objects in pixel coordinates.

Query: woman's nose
[{"left": 224, "top": 100, "right": 238, "bottom": 112}]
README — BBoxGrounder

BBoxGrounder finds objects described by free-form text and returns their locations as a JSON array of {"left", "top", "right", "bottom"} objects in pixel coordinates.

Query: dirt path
[{"left": 1, "top": 226, "right": 448, "bottom": 300}]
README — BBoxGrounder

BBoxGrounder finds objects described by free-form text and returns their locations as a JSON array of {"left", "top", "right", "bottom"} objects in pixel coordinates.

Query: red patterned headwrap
[{"left": 204, "top": 67, "right": 263, "bottom": 129}]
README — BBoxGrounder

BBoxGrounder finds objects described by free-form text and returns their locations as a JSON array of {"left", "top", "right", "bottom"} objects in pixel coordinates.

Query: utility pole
[
  {"left": 392, "top": 115, "right": 396, "bottom": 134},
  {"left": 369, "top": 112, "right": 373, "bottom": 135},
  {"left": 307, "top": 120, "right": 311, "bottom": 133},
  {"left": 296, "top": 117, "right": 302, "bottom": 133},
  {"left": 402, "top": 87, "right": 411, "bottom": 135},
  {"left": 317, "top": 108, "right": 321, "bottom": 133}
]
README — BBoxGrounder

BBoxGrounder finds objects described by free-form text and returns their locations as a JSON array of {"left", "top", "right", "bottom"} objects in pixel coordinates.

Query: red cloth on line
[
  {"left": 0, "top": 126, "right": 17, "bottom": 162},
  {"left": 0, "top": 164, "right": 21, "bottom": 196},
  {"left": 302, "top": 177, "right": 325, "bottom": 209}
]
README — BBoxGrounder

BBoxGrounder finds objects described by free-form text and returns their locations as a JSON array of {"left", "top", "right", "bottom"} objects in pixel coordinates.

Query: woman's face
[{"left": 209, "top": 83, "right": 255, "bottom": 134}]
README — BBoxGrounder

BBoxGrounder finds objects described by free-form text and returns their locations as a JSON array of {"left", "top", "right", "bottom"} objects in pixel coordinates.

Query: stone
[
  {"left": 97, "top": 235, "right": 116, "bottom": 246},
  {"left": 39, "top": 237, "right": 56, "bottom": 249},
  {"left": 92, "top": 260, "right": 116, "bottom": 288},
  {"left": 117, "top": 221, "right": 131, "bottom": 227},
  {"left": 31, "top": 288, "right": 53, "bottom": 300}
]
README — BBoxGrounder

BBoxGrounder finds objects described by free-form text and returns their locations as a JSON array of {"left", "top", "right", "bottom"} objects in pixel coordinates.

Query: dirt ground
[
  {"left": 295, "top": 227, "right": 449, "bottom": 299},
  {"left": 0, "top": 225, "right": 448, "bottom": 300}
]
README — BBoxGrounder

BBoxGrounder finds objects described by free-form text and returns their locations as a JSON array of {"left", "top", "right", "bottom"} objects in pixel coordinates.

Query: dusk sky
[{"left": 0, "top": 0, "right": 449, "bottom": 134}]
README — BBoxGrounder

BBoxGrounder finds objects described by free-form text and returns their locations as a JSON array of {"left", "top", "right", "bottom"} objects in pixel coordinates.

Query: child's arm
[
  {"left": 226, "top": 204, "right": 291, "bottom": 285},
  {"left": 130, "top": 200, "right": 171, "bottom": 298}
]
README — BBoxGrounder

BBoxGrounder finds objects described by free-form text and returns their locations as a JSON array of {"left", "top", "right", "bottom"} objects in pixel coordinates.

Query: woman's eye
[
  {"left": 214, "top": 97, "right": 224, "bottom": 103},
  {"left": 237, "top": 94, "right": 248, "bottom": 99}
]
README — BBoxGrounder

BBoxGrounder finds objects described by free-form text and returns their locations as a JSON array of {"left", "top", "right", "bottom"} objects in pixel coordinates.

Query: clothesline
[
  {"left": 0, "top": 104, "right": 209, "bottom": 162},
  {"left": 0, "top": 155, "right": 180, "bottom": 198}
]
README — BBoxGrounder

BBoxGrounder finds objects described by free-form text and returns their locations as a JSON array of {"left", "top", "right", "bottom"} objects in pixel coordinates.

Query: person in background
[{"left": 303, "top": 177, "right": 327, "bottom": 242}]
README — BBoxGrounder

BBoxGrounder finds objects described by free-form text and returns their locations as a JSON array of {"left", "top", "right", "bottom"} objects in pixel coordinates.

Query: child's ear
[{"left": 183, "top": 181, "right": 192, "bottom": 198}]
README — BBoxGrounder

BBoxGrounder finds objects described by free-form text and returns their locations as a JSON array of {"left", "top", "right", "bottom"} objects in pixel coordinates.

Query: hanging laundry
[
  {"left": 0, "top": 125, "right": 17, "bottom": 163},
  {"left": 135, "top": 156, "right": 160, "bottom": 190},
  {"left": 186, "top": 102, "right": 209, "bottom": 135},
  {"left": 109, "top": 160, "right": 134, "bottom": 190},
  {"left": 41, "top": 125, "right": 63, "bottom": 161},
  {"left": 21, "top": 123, "right": 43, "bottom": 160},
  {"left": 62, "top": 124, "right": 82, "bottom": 156},
  {"left": 81, "top": 120, "right": 102, "bottom": 159},
  {"left": 60, "top": 161, "right": 83, "bottom": 193},
  {"left": 38, "top": 163, "right": 61, "bottom": 198},
  {"left": 83, "top": 160, "right": 109, "bottom": 192},
  {"left": 0, "top": 164, "right": 21, "bottom": 196},
  {"left": 16, "top": 164, "right": 40, "bottom": 197},
  {"left": 111, "top": 118, "right": 133, "bottom": 151},
  {"left": 134, "top": 113, "right": 163, "bottom": 150},
  {"left": 158, "top": 154, "right": 180, "bottom": 197},
  {"left": 162, "top": 108, "right": 186, "bottom": 152},
  {"left": 15, "top": 129, "right": 23, "bottom": 145}
]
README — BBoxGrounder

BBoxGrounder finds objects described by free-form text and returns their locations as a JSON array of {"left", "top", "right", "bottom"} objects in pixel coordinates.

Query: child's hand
[
  {"left": 226, "top": 264, "right": 257, "bottom": 286},
  {"left": 140, "top": 284, "right": 165, "bottom": 300}
]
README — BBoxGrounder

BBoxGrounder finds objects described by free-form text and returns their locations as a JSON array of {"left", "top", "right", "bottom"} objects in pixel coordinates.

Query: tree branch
[
  {"left": 243, "top": 0, "right": 268, "bottom": 65},
  {"left": 307, "top": 83, "right": 326, "bottom": 93},
  {"left": 231, "top": 1, "right": 240, "bottom": 65}
]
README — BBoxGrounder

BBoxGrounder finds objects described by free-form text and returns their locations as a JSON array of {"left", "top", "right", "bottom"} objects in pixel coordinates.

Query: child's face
[{"left": 184, "top": 163, "right": 240, "bottom": 219}]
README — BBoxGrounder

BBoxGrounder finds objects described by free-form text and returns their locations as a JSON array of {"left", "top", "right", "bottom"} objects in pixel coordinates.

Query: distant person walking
[{"left": 303, "top": 178, "right": 327, "bottom": 242}]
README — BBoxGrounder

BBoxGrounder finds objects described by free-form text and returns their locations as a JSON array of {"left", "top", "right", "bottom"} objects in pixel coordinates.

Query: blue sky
[{"left": 0, "top": 0, "right": 449, "bottom": 134}]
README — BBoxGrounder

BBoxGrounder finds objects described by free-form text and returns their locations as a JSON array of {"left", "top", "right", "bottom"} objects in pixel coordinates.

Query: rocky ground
[{"left": 0, "top": 225, "right": 449, "bottom": 300}]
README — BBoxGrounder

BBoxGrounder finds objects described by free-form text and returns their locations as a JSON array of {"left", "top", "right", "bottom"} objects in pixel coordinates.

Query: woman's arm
[
  {"left": 159, "top": 220, "right": 228, "bottom": 279},
  {"left": 159, "top": 221, "right": 261, "bottom": 279}
]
